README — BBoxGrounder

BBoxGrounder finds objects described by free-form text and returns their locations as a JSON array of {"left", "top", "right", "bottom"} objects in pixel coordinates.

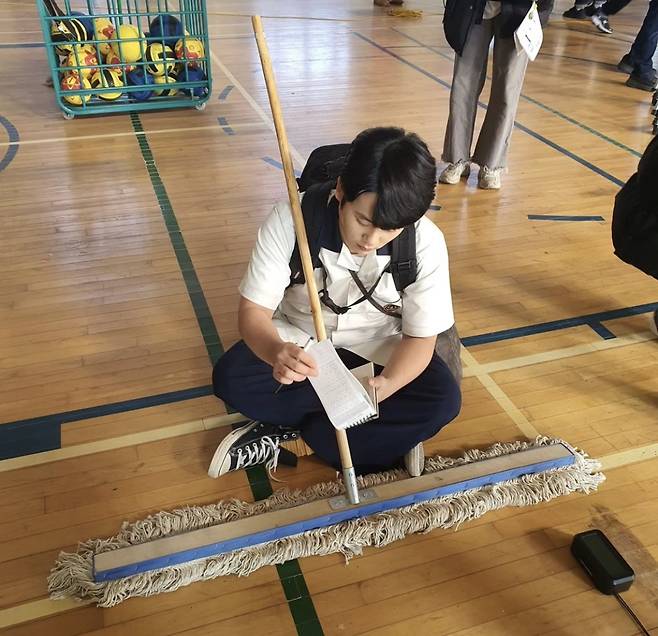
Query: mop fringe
[{"left": 48, "top": 437, "right": 604, "bottom": 607}]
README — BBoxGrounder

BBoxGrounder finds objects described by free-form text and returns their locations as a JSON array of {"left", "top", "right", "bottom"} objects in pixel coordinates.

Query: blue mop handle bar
[{"left": 251, "top": 15, "right": 360, "bottom": 505}]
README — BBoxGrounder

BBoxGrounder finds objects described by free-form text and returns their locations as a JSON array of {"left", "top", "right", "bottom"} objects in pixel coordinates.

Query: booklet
[{"left": 307, "top": 339, "right": 379, "bottom": 430}]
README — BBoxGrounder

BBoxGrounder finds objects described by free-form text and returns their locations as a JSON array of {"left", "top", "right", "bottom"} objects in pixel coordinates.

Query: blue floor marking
[
  {"left": 262, "top": 155, "right": 302, "bottom": 178},
  {"left": 0, "top": 385, "right": 213, "bottom": 459},
  {"left": 528, "top": 214, "right": 605, "bottom": 222},
  {"left": 0, "top": 115, "right": 19, "bottom": 173}
]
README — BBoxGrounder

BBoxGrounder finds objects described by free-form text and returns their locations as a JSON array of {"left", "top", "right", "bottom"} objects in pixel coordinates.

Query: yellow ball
[
  {"left": 145, "top": 43, "right": 176, "bottom": 76},
  {"left": 94, "top": 17, "right": 115, "bottom": 56},
  {"left": 90, "top": 68, "right": 124, "bottom": 101},
  {"left": 60, "top": 72, "right": 92, "bottom": 106},
  {"left": 174, "top": 38, "right": 204, "bottom": 67},
  {"left": 111, "top": 24, "right": 145, "bottom": 64},
  {"left": 153, "top": 74, "right": 178, "bottom": 96},
  {"left": 64, "top": 44, "right": 98, "bottom": 79}
]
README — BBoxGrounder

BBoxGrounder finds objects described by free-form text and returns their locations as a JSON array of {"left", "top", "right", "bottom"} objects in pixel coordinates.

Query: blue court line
[
  {"left": 3, "top": 300, "right": 656, "bottom": 459},
  {"left": 527, "top": 214, "right": 605, "bottom": 222},
  {"left": 0, "top": 115, "right": 19, "bottom": 173},
  {"left": 461, "top": 301, "right": 658, "bottom": 347},
  {"left": 386, "top": 28, "right": 643, "bottom": 163},
  {"left": 0, "top": 42, "right": 44, "bottom": 49},
  {"left": 429, "top": 204, "right": 441, "bottom": 211},
  {"left": 217, "top": 116, "right": 235, "bottom": 135},
  {"left": 262, "top": 156, "right": 302, "bottom": 178},
  {"left": 217, "top": 84, "right": 234, "bottom": 101},
  {"left": 0, "top": 386, "right": 213, "bottom": 461}
]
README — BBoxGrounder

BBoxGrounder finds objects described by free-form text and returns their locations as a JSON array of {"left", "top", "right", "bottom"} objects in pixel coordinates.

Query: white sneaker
[
  {"left": 404, "top": 442, "right": 425, "bottom": 477},
  {"left": 650, "top": 310, "right": 658, "bottom": 337},
  {"left": 478, "top": 166, "right": 502, "bottom": 190},
  {"left": 439, "top": 161, "right": 470, "bottom": 185}
]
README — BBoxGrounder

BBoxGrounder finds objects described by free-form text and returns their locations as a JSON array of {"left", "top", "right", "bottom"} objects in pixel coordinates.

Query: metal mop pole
[{"left": 251, "top": 15, "right": 360, "bottom": 504}]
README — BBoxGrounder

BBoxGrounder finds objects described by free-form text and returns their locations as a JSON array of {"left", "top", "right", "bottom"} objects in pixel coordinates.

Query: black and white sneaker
[{"left": 207, "top": 420, "right": 300, "bottom": 478}]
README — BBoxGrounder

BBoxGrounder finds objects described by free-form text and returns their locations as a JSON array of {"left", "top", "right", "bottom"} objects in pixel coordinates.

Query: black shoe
[
  {"left": 617, "top": 54, "right": 635, "bottom": 74},
  {"left": 626, "top": 73, "right": 658, "bottom": 92},
  {"left": 563, "top": 6, "right": 588, "bottom": 19},
  {"left": 207, "top": 420, "right": 300, "bottom": 477}
]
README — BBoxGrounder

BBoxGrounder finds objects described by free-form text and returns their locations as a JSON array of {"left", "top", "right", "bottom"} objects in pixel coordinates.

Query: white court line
[
  {"left": 0, "top": 598, "right": 92, "bottom": 630},
  {"left": 0, "top": 122, "right": 265, "bottom": 149},
  {"left": 209, "top": 48, "right": 305, "bottom": 166},
  {"left": 461, "top": 346, "right": 541, "bottom": 438},
  {"left": 599, "top": 443, "right": 658, "bottom": 471},
  {"left": 462, "top": 331, "right": 657, "bottom": 378}
]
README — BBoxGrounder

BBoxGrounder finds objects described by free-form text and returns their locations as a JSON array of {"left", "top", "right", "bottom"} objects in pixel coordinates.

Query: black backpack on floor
[{"left": 612, "top": 136, "right": 658, "bottom": 280}]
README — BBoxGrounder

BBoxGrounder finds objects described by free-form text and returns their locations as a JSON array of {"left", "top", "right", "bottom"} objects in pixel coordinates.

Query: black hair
[{"left": 339, "top": 127, "right": 437, "bottom": 230}]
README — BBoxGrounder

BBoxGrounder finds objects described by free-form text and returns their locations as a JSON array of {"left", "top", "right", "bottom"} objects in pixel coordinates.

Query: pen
[{"left": 274, "top": 336, "right": 314, "bottom": 394}]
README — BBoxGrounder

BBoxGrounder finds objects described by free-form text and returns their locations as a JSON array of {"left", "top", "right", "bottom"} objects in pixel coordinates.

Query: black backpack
[
  {"left": 289, "top": 144, "right": 418, "bottom": 297},
  {"left": 612, "top": 135, "right": 658, "bottom": 280}
]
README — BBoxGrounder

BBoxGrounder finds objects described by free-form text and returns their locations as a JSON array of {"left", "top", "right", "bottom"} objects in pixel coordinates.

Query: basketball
[
  {"left": 111, "top": 24, "right": 145, "bottom": 64},
  {"left": 144, "top": 43, "right": 176, "bottom": 76},
  {"left": 89, "top": 68, "right": 124, "bottom": 101},
  {"left": 60, "top": 72, "right": 92, "bottom": 105},
  {"left": 174, "top": 38, "right": 204, "bottom": 67}
]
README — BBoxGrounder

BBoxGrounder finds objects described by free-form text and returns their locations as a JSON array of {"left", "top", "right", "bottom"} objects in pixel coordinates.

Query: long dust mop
[{"left": 48, "top": 17, "right": 605, "bottom": 608}]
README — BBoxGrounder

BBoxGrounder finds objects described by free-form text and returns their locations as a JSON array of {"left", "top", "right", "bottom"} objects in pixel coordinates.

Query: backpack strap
[
  {"left": 288, "top": 181, "right": 335, "bottom": 287},
  {"left": 389, "top": 224, "right": 417, "bottom": 292}
]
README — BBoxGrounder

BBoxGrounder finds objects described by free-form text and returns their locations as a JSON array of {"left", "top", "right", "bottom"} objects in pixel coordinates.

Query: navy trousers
[
  {"left": 628, "top": 0, "right": 658, "bottom": 77},
  {"left": 212, "top": 341, "right": 462, "bottom": 475}
]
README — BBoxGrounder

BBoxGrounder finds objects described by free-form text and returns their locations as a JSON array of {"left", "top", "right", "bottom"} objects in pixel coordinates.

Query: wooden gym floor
[{"left": 1, "top": 0, "right": 658, "bottom": 633}]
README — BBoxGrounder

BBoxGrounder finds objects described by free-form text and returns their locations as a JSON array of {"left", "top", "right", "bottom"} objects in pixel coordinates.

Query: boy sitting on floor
[{"left": 209, "top": 127, "right": 461, "bottom": 479}]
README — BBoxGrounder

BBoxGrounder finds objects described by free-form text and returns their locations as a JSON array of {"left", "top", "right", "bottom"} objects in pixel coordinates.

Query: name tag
[{"left": 514, "top": 2, "right": 543, "bottom": 61}]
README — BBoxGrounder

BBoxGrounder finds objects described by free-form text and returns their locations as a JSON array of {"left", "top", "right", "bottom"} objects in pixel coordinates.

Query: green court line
[
  {"left": 129, "top": 113, "right": 323, "bottom": 635},
  {"left": 390, "top": 27, "right": 643, "bottom": 159}
]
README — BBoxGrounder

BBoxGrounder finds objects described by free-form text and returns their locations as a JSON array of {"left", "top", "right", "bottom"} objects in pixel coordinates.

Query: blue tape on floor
[
  {"left": 217, "top": 85, "right": 234, "bottom": 101},
  {"left": 0, "top": 385, "right": 213, "bottom": 460},
  {"left": 217, "top": 116, "right": 235, "bottom": 135},
  {"left": 262, "top": 156, "right": 301, "bottom": 178},
  {"left": 528, "top": 214, "right": 605, "bottom": 222},
  {"left": 588, "top": 322, "right": 617, "bottom": 340},
  {"left": 461, "top": 301, "right": 658, "bottom": 347},
  {"left": 0, "top": 42, "right": 44, "bottom": 49},
  {"left": 0, "top": 115, "right": 19, "bottom": 173},
  {"left": 93, "top": 450, "right": 575, "bottom": 581}
]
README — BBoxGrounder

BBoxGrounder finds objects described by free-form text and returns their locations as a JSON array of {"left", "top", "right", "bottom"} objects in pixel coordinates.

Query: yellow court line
[
  {"left": 0, "top": 598, "right": 92, "bottom": 630},
  {"left": 462, "top": 331, "right": 656, "bottom": 378},
  {"left": 598, "top": 443, "right": 658, "bottom": 471},
  {"left": 461, "top": 346, "right": 541, "bottom": 438},
  {"left": 0, "top": 122, "right": 265, "bottom": 149},
  {"left": 0, "top": 413, "right": 244, "bottom": 473}
]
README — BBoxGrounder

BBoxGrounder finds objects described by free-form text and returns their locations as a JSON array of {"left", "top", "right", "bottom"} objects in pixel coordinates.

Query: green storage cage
[{"left": 38, "top": 0, "right": 212, "bottom": 118}]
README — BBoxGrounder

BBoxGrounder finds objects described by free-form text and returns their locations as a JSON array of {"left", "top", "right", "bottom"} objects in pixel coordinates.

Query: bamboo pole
[{"left": 251, "top": 15, "right": 360, "bottom": 504}]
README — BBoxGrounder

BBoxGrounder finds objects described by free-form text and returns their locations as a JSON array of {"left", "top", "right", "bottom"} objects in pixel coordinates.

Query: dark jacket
[
  {"left": 444, "top": 0, "right": 552, "bottom": 55},
  {"left": 612, "top": 135, "right": 658, "bottom": 279}
]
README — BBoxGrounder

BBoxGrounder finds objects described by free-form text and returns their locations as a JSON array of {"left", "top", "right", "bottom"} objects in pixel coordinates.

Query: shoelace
[{"left": 234, "top": 435, "right": 281, "bottom": 476}]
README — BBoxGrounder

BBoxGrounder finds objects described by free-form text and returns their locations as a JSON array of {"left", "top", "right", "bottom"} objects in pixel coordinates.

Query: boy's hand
[
  {"left": 273, "top": 342, "right": 318, "bottom": 385},
  {"left": 369, "top": 375, "right": 394, "bottom": 402}
]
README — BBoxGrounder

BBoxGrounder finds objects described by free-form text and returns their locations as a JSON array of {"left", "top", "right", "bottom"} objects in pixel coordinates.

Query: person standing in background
[{"left": 440, "top": 0, "right": 551, "bottom": 190}]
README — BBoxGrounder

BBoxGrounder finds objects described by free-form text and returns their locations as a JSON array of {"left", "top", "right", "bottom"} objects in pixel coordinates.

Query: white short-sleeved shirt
[{"left": 239, "top": 199, "right": 454, "bottom": 367}]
